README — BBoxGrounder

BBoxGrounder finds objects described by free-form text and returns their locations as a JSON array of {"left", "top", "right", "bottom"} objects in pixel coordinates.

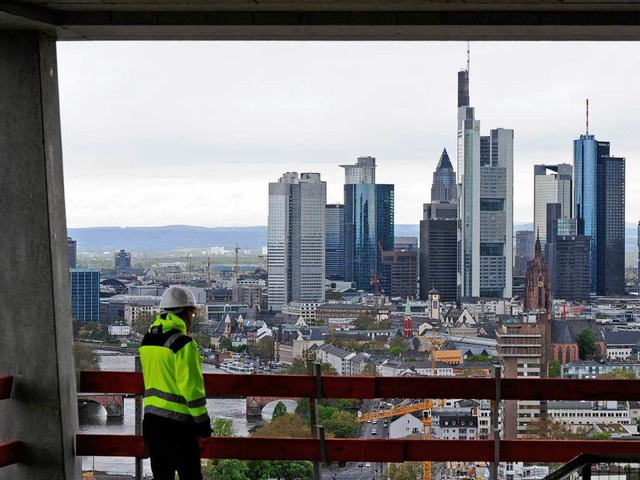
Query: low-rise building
[{"left": 388, "top": 413, "right": 423, "bottom": 439}]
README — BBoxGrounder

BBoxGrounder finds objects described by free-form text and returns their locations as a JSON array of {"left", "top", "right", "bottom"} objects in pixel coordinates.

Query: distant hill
[
  {"left": 68, "top": 222, "right": 638, "bottom": 253},
  {"left": 68, "top": 226, "right": 268, "bottom": 252}
]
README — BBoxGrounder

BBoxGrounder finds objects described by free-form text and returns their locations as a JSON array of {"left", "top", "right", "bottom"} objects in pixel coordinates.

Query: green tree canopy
[
  {"left": 205, "top": 459, "right": 249, "bottom": 480},
  {"left": 322, "top": 410, "right": 358, "bottom": 438},
  {"left": 74, "top": 341, "right": 100, "bottom": 383},
  {"left": 577, "top": 329, "right": 598, "bottom": 360},
  {"left": 387, "top": 462, "right": 423, "bottom": 480},
  {"left": 524, "top": 416, "right": 588, "bottom": 439},
  {"left": 362, "top": 363, "right": 378, "bottom": 376},
  {"left": 251, "top": 413, "right": 311, "bottom": 438},
  {"left": 272, "top": 402, "right": 288, "bottom": 420},
  {"left": 285, "top": 359, "right": 338, "bottom": 375},
  {"left": 592, "top": 431, "right": 612, "bottom": 440},
  {"left": 598, "top": 368, "right": 637, "bottom": 379},
  {"left": 212, "top": 418, "right": 235, "bottom": 437},
  {"left": 467, "top": 354, "right": 493, "bottom": 363},
  {"left": 548, "top": 360, "right": 561, "bottom": 378},
  {"left": 252, "top": 336, "right": 275, "bottom": 361}
]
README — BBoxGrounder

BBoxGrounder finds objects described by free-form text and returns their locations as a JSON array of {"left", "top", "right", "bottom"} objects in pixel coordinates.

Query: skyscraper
[
  {"left": 514, "top": 231, "right": 535, "bottom": 277},
  {"left": 114, "top": 249, "right": 132, "bottom": 275},
  {"left": 597, "top": 154, "right": 625, "bottom": 295},
  {"left": 457, "top": 66, "right": 513, "bottom": 299},
  {"left": 70, "top": 269, "right": 101, "bottom": 322},
  {"left": 431, "top": 149, "right": 457, "bottom": 203},
  {"left": 420, "top": 150, "right": 458, "bottom": 302},
  {"left": 533, "top": 164, "right": 572, "bottom": 249},
  {"left": 420, "top": 201, "right": 458, "bottom": 302},
  {"left": 267, "top": 172, "right": 326, "bottom": 311},
  {"left": 574, "top": 134, "right": 625, "bottom": 295},
  {"left": 67, "top": 237, "right": 77, "bottom": 269},
  {"left": 325, "top": 204, "right": 344, "bottom": 280},
  {"left": 342, "top": 157, "right": 394, "bottom": 293}
]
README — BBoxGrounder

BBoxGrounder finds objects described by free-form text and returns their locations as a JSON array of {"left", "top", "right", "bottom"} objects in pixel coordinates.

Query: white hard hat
[{"left": 160, "top": 286, "right": 197, "bottom": 310}]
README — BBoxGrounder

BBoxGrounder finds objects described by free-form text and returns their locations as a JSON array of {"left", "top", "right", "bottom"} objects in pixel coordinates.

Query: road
[{"left": 321, "top": 399, "right": 388, "bottom": 480}]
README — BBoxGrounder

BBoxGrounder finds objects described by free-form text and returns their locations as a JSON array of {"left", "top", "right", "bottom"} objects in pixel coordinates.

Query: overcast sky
[{"left": 57, "top": 41, "right": 638, "bottom": 228}]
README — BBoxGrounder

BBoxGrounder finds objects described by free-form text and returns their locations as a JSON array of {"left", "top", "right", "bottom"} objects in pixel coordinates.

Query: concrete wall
[{"left": 0, "top": 32, "right": 80, "bottom": 479}]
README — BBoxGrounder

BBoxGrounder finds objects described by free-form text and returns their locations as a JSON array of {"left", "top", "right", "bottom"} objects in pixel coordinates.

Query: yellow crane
[{"left": 356, "top": 398, "right": 445, "bottom": 480}]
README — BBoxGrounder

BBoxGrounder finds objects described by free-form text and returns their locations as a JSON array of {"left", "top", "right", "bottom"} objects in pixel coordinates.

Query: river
[{"left": 79, "top": 353, "right": 298, "bottom": 476}]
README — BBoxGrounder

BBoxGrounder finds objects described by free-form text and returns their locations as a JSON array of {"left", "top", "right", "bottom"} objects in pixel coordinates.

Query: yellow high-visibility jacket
[{"left": 139, "top": 313, "right": 210, "bottom": 431}]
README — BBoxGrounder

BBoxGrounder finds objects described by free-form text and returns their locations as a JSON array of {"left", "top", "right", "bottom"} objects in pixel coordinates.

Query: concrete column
[{"left": 0, "top": 32, "right": 80, "bottom": 479}]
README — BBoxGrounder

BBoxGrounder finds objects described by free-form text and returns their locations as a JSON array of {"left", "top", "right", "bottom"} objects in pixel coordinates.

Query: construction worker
[{"left": 139, "top": 285, "right": 211, "bottom": 480}]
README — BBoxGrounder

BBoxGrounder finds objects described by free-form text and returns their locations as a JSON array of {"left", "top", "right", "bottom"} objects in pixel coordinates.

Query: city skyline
[{"left": 57, "top": 42, "right": 638, "bottom": 228}]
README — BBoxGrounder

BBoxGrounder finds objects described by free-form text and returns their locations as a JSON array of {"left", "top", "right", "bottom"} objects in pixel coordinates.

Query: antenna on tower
[
  {"left": 466, "top": 41, "right": 470, "bottom": 72},
  {"left": 586, "top": 98, "right": 589, "bottom": 135}
]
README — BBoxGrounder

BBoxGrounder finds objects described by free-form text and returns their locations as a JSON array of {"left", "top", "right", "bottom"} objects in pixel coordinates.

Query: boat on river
[{"left": 219, "top": 359, "right": 255, "bottom": 374}]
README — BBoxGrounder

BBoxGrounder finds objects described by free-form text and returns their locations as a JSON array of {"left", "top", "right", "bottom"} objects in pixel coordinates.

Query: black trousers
[{"left": 143, "top": 413, "right": 203, "bottom": 480}]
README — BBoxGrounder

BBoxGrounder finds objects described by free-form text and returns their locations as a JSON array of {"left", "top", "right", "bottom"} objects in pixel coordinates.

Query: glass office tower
[
  {"left": 574, "top": 136, "right": 625, "bottom": 295},
  {"left": 342, "top": 157, "right": 394, "bottom": 293}
]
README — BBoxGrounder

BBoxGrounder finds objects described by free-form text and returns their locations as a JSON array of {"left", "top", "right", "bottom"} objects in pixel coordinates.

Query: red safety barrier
[
  {"left": 0, "top": 376, "right": 13, "bottom": 400},
  {"left": 0, "top": 441, "right": 21, "bottom": 468},
  {"left": 79, "top": 371, "right": 640, "bottom": 401},
  {"left": 75, "top": 435, "right": 640, "bottom": 464}
]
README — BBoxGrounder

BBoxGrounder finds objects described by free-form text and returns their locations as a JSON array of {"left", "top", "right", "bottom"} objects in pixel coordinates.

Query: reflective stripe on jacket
[{"left": 139, "top": 312, "right": 210, "bottom": 427}]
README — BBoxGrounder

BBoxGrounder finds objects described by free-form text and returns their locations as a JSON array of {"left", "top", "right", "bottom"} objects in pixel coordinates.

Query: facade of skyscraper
[
  {"left": 381, "top": 249, "right": 418, "bottom": 299},
  {"left": 420, "top": 202, "right": 458, "bottom": 302},
  {"left": 574, "top": 135, "right": 625, "bottom": 295},
  {"left": 70, "top": 269, "right": 101, "bottom": 322},
  {"left": 420, "top": 150, "right": 458, "bottom": 302},
  {"left": 114, "top": 249, "right": 132, "bottom": 275},
  {"left": 342, "top": 157, "right": 394, "bottom": 294},
  {"left": 597, "top": 155, "right": 626, "bottom": 295},
  {"left": 514, "top": 231, "right": 535, "bottom": 277},
  {"left": 457, "top": 68, "right": 513, "bottom": 299},
  {"left": 325, "top": 204, "right": 344, "bottom": 280},
  {"left": 267, "top": 172, "right": 326, "bottom": 311},
  {"left": 544, "top": 208, "right": 591, "bottom": 301},
  {"left": 67, "top": 237, "right": 77, "bottom": 269},
  {"left": 533, "top": 164, "right": 572, "bottom": 249},
  {"left": 431, "top": 149, "right": 457, "bottom": 202}
]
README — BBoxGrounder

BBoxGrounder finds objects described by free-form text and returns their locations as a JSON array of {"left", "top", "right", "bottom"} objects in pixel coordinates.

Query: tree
[
  {"left": 212, "top": 418, "right": 235, "bottom": 437},
  {"left": 253, "top": 337, "right": 275, "bottom": 361},
  {"left": 592, "top": 432, "right": 612, "bottom": 440},
  {"left": 353, "top": 314, "right": 377, "bottom": 330},
  {"left": 598, "top": 368, "right": 636, "bottom": 379},
  {"left": 285, "top": 359, "right": 338, "bottom": 375},
  {"left": 467, "top": 355, "right": 493, "bottom": 363},
  {"left": 322, "top": 410, "right": 358, "bottom": 438},
  {"left": 132, "top": 312, "right": 155, "bottom": 335},
  {"left": 548, "top": 360, "right": 561, "bottom": 378},
  {"left": 205, "top": 459, "right": 249, "bottom": 480},
  {"left": 577, "top": 329, "right": 598, "bottom": 360},
  {"left": 386, "top": 462, "right": 423, "bottom": 480},
  {"left": 74, "top": 341, "right": 99, "bottom": 383},
  {"left": 524, "top": 416, "right": 588, "bottom": 439},
  {"left": 362, "top": 363, "right": 378, "bottom": 376},
  {"left": 251, "top": 413, "right": 311, "bottom": 438},
  {"left": 272, "top": 402, "right": 288, "bottom": 420}
]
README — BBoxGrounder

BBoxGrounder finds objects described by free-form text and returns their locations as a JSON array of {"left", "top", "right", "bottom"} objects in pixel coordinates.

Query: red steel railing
[
  {"left": 77, "top": 372, "right": 640, "bottom": 463},
  {"left": 0, "top": 376, "right": 21, "bottom": 469}
]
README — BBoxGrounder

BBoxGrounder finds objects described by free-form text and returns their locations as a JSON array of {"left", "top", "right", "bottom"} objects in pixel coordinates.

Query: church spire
[{"left": 535, "top": 229, "right": 542, "bottom": 258}]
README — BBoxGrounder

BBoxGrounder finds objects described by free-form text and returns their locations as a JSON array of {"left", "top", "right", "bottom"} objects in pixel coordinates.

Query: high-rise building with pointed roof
[
  {"left": 420, "top": 150, "right": 458, "bottom": 302},
  {"left": 431, "top": 149, "right": 457, "bottom": 203}
]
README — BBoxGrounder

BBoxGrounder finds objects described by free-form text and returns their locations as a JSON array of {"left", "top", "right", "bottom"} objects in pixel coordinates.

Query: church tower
[
  {"left": 524, "top": 232, "right": 552, "bottom": 319},
  {"left": 403, "top": 300, "right": 413, "bottom": 338}
]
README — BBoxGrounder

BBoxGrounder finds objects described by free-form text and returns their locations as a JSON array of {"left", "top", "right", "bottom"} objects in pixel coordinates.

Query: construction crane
[
  {"left": 370, "top": 273, "right": 382, "bottom": 295},
  {"left": 556, "top": 300, "right": 587, "bottom": 319},
  {"left": 356, "top": 399, "right": 446, "bottom": 480}
]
